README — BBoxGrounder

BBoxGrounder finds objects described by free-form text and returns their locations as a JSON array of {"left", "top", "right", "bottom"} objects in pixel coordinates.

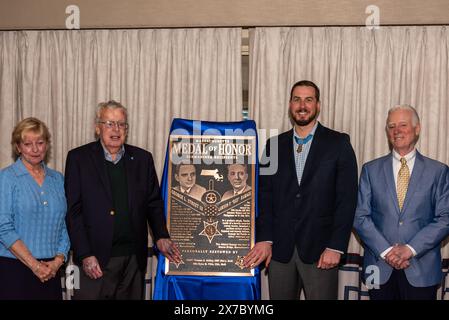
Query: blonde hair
[{"left": 11, "top": 117, "right": 51, "bottom": 161}]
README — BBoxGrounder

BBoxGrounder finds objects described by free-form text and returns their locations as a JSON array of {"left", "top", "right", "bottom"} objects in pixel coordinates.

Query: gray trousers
[
  {"left": 73, "top": 255, "right": 144, "bottom": 300},
  {"left": 268, "top": 248, "right": 338, "bottom": 300}
]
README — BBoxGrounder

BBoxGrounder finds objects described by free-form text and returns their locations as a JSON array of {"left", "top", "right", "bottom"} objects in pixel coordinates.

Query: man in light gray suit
[{"left": 354, "top": 104, "right": 449, "bottom": 300}]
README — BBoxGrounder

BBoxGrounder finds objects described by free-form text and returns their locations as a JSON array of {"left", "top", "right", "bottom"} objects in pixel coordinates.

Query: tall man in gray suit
[{"left": 354, "top": 105, "right": 449, "bottom": 300}]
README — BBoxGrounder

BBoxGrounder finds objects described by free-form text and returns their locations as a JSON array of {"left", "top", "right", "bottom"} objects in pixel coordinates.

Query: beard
[{"left": 289, "top": 108, "right": 319, "bottom": 127}]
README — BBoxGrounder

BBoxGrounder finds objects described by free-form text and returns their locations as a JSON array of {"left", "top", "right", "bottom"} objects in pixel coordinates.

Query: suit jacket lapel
[
  {"left": 90, "top": 141, "right": 113, "bottom": 201},
  {"left": 299, "top": 123, "right": 324, "bottom": 191},
  {"left": 124, "top": 145, "right": 136, "bottom": 215},
  {"left": 382, "top": 154, "right": 400, "bottom": 214},
  {"left": 400, "top": 151, "right": 424, "bottom": 216},
  {"left": 282, "top": 129, "right": 300, "bottom": 188}
]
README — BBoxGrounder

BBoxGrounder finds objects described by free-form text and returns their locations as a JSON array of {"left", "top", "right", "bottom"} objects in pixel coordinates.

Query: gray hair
[
  {"left": 386, "top": 104, "right": 420, "bottom": 127},
  {"left": 95, "top": 100, "right": 128, "bottom": 123}
]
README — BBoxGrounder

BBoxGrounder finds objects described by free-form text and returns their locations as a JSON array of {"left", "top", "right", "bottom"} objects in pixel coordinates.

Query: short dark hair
[
  {"left": 227, "top": 163, "right": 248, "bottom": 174},
  {"left": 175, "top": 163, "right": 196, "bottom": 175},
  {"left": 290, "top": 80, "right": 320, "bottom": 102}
]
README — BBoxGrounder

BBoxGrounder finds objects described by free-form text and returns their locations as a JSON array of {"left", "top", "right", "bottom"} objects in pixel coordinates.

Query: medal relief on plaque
[{"left": 166, "top": 135, "right": 256, "bottom": 276}]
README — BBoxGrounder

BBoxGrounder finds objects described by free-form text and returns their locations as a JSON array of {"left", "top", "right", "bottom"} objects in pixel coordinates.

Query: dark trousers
[
  {"left": 268, "top": 247, "right": 338, "bottom": 300},
  {"left": 0, "top": 256, "right": 62, "bottom": 300},
  {"left": 369, "top": 269, "right": 438, "bottom": 300},
  {"left": 73, "top": 255, "right": 144, "bottom": 300}
]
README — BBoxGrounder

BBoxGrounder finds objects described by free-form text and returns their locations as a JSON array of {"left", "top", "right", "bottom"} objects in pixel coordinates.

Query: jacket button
[
  {"left": 296, "top": 193, "right": 301, "bottom": 198},
  {"left": 399, "top": 221, "right": 403, "bottom": 226},
  {"left": 110, "top": 210, "right": 115, "bottom": 216}
]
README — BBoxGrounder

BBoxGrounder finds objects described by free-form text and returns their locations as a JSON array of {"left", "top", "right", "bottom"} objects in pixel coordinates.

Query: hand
[
  {"left": 32, "top": 261, "right": 54, "bottom": 283},
  {"left": 395, "top": 259, "right": 410, "bottom": 270},
  {"left": 157, "top": 238, "right": 182, "bottom": 264},
  {"left": 317, "top": 249, "right": 341, "bottom": 269},
  {"left": 243, "top": 242, "right": 272, "bottom": 268},
  {"left": 385, "top": 245, "right": 413, "bottom": 269},
  {"left": 82, "top": 256, "right": 103, "bottom": 279},
  {"left": 42, "top": 257, "right": 64, "bottom": 278}
]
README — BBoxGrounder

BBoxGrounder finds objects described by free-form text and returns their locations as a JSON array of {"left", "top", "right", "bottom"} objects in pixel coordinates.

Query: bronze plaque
[{"left": 165, "top": 135, "right": 256, "bottom": 276}]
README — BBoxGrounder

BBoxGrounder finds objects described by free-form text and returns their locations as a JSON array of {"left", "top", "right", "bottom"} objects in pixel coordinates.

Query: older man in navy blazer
[
  {"left": 244, "top": 80, "right": 358, "bottom": 300},
  {"left": 65, "top": 100, "right": 180, "bottom": 299},
  {"left": 354, "top": 105, "right": 449, "bottom": 300}
]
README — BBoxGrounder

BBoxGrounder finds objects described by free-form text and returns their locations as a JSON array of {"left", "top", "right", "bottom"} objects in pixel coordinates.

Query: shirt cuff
[
  {"left": 406, "top": 244, "right": 417, "bottom": 257},
  {"left": 56, "top": 243, "right": 69, "bottom": 261},
  {"left": 1, "top": 233, "right": 20, "bottom": 249},
  {"left": 56, "top": 251, "right": 68, "bottom": 262},
  {"left": 264, "top": 241, "right": 273, "bottom": 244},
  {"left": 78, "top": 253, "right": 93, "bottom": 262},
  {"left": 326, "top": 248, "right": 343, "bottom": 255},
  {"left": 380, "top": 246, "right": 394, "bottom": 259}
]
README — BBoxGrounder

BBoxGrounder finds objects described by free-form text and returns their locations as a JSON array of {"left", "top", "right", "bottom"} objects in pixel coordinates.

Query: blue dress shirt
[
  {"left": 101, "top": 141, "right": 125, "bottom": 164},
  {"left": 293, "top": 122, "right": 318, "bottom": 186},
  {"left": 0, "top": 159, "right": 70, "bottom": 260}
]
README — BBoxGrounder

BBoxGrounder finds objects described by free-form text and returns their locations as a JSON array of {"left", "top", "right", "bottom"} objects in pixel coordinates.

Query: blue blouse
[{"left": 0, "top": 159, "right": 70, "bottom": 260}]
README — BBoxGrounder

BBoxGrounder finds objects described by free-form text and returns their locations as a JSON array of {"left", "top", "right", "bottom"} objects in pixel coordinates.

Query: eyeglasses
[{"left": 97, "top": 120, "right": 128, "bottom": 130}]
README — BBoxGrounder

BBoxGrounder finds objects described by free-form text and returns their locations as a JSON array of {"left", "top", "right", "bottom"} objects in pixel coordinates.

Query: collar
[
  {"left": 12, "top": 158, "right": 54, "bottom": 178},
  {"left": 234, "top": 185, "right": 248, "bottom": 195},
  {"left": 100, "top": 141, "right": 125, "bottom": 164},
  {"left": 180, "top": 186, "right": 192, "bottom": 193},
  {"left": 293, "top": 121, "right": 318, "bottom": 144},
  {"left": 294, "top": 134, "right": 313, "bottom": 145},
  {"left": 392, "top": 148, "right": 416, "bottom": 163}
]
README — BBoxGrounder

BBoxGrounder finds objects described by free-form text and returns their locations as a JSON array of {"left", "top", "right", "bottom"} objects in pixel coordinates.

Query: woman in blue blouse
[{"left": 0, "top": 117, "right": 70, "bottom": 300}]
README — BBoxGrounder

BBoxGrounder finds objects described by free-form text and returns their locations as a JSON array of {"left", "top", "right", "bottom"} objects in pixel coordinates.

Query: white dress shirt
[{"left": 380, "top": 148, "right": 417, "bottom": 259}]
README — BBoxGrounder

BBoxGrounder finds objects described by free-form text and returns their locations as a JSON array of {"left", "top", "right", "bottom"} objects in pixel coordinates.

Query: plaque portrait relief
[{"left": 166, "top": 135, "right": 256, "bottom": 276}]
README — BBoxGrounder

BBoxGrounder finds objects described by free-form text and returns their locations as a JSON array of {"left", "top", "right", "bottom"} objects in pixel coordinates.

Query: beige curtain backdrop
[
  {"left": 0, "top": 28, "right": 242, "bottom": 174},
  {"left": 249, "top": 26, "right": 449, "bottom": 299},
  {"left": 0, "top": 28, "right": 242, "bottom": 299}
]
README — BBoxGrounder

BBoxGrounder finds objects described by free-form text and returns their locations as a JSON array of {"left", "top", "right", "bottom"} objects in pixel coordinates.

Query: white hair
[
  {"left": 95, "top": 100, "right": 128, "bottom": 123},
  {"left": 386, "top": 104, "right": 420, "bottom": 127}
]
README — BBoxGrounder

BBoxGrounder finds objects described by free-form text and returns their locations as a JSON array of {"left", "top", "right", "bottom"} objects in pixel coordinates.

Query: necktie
[
  {"left": 397, "top": 157, "right": 410, "bottom": 210},
  {"left": 294, "top": 134, "right": 313, "bottom": 153}
]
